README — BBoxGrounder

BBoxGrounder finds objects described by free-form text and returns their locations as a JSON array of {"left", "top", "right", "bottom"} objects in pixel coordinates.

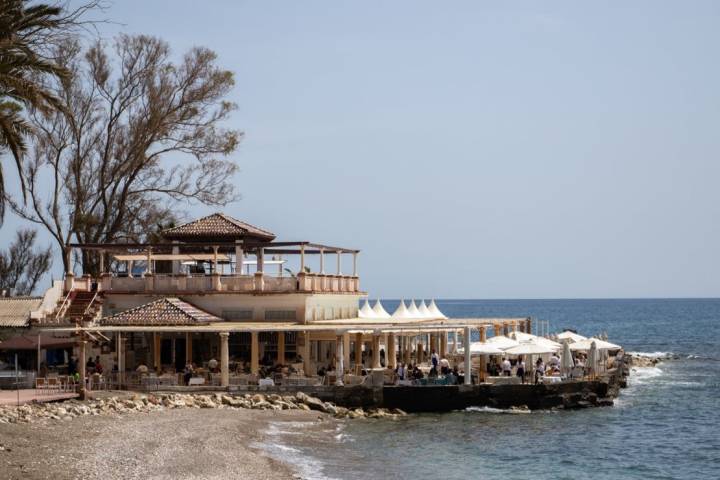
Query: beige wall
[{"left": 103, "top": 292, "right": 364, "bottom": 323}]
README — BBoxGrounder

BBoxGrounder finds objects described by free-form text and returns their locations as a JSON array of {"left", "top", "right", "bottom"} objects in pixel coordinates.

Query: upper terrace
[{"left": 62, "top": 213, "right": 362, "bottom": 295}]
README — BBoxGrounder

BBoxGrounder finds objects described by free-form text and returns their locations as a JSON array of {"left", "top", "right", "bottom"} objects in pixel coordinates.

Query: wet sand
[{"left": 0, "top": 408, "right": 324, "bottom": 479}]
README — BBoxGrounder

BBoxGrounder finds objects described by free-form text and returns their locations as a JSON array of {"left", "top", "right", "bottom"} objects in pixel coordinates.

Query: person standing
[
  {"left": 501, "top": 357, "right": 512, "bottom": 376},
  {"left": 516, "top": 356, "right": 526, "bottom": 383}
]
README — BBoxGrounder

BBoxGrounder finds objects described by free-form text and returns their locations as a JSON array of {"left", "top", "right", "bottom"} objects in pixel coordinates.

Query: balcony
[{"left": 65, "top": 272, "right": 361, "bottom": 294}]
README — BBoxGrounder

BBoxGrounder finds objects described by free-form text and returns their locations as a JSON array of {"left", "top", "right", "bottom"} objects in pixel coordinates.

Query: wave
[
  {"left": 628, "top": 351, "right": 675, "bottom": 359},
  {"left": 465, "top": 406, "right": 531, "bottom": 414}
]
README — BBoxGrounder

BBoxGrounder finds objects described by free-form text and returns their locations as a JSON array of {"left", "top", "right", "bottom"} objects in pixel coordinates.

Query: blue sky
[{"left": 2, "top": 1, "right": 720, "bottom": 298}]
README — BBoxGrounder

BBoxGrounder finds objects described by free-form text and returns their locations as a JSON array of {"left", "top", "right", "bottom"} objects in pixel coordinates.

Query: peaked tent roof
[
  {"left": 372, "top": 300, "right": 391, "bottom": 319},
  {"left": 418, "top": 300, "right": 433, "bottom": 318},
  {"left": 427, "top": 300, "right": 447, "bottom": 319},
  {"left": 162, "top": 213, "right": 276, "bottom": 242},
  {"left": 99, "top": 298, "right": 222, "bottom": 326},
  {"left": 359, "top": 300, "right": 377, "bottom": 319},
  {"left": 392, "top": 300, "right": 413, "bottom": 319},
  {"left": 407, "top": 300, "right": 422, "bottom": 318}
]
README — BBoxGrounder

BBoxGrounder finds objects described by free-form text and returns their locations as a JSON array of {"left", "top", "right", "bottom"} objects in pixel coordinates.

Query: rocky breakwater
[{"left": 0, "top": 392, "right": 408, "bottom": 425}]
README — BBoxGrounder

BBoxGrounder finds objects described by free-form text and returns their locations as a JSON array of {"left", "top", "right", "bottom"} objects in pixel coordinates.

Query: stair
[{"left": 54, "top": 291, "right": 104, "bottom": 324}]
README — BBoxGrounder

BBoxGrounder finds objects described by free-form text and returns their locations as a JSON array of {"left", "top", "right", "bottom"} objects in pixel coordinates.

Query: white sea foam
[
  {"left": 628, "top": 351, "right": 675, "bottom": 359},
  {"left": 465, "top": 406, "right": 531, "bottom": 415},
  {"left": 256, "top": 422, "right": 340, "bottom": 480}
]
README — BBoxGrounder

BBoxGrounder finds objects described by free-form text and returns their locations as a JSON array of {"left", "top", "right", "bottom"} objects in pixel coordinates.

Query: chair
[
  {"left": 36, "top": 377, "right": 47, "bottom": 395},
  {"left": 46, "top": 376, "right": 60, "bottom": 394}
]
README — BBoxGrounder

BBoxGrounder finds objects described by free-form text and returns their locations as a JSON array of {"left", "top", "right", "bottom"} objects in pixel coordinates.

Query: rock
[
  {"left": 296, "top": 392, "right": 326, "bottom": 412},
  {"left": 322, "top": 403, "right": 338, "bottom": 415},
  {"left": 251, "top": 394, "right": 266, "bottom": 404},
  {"left": 390, "top": 408, "right": 408, "bottom": 416}
]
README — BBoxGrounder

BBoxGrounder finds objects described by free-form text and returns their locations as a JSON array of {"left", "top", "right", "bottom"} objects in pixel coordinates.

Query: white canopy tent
[
  {"left": 392, "top": 300, "right": 413, "bottom": 319},
  {"left": 372, "top": 300, "right": 391, "bottom": 319},
  {"left": 407, "top": 300, "right": 423, "bottom": 318},
  {"left": 359, "top": 300, "right": 377, "bottom": 319},
  {"left": 418, "top": 300, "right": 433, "bottom": 318},
  {"left": 427, "top": 300, "right": 447, "bottom": 319},
  {"left": 457, "top": 342, "right": 504, "bottom": 355}
]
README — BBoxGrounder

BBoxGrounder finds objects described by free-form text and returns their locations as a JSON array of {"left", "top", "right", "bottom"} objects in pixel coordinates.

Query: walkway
[{"left": 0, "top": 389, "right": 78, "bottom": 406}]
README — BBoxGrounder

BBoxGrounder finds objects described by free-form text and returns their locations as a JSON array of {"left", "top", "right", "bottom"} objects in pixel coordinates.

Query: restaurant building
[{"left": 31, "top": 213, "right": 530, "bottom": 391}]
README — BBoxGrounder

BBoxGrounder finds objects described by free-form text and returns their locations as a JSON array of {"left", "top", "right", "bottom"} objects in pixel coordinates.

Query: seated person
[
  {"left": 208, "top": 358, "right": 219, "bottom": 372},
  {"left": 135, "top": 363, "right": 149, "bottom": 374}
]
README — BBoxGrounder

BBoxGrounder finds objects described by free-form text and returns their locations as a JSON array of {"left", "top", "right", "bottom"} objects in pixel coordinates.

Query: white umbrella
[
  {"left": 510, "top": 331, "right": 563, "bottom": 352},
  {"left": 504, "top": 343, "right": 554, "bottom": 356},
  {"left": 392, "top": 300, "right": 412, "bottom": 319},
  {"left": 561, "top": 340, "right": 574, "bottom": 375},
  {"left": 459, "top": 342, "right": 504, "bottom": 355},
  {"left": 587, "top": 341, "right": 598, "bottom": 379},
  {"left": 417, "top": 300, "right": 433, "bottom": 318},
  {"left": 427, "top": 300, "right": 447, "bottom": 319},
  {"left": 407, "top": 300, "right": 422, "bottom": 318},
  {"left": 556, "top": 331, "right": 587, "bottom": 343},
  {"left": 569, "top": 338, "right": 621, "bottom": 352},
  {"left": 486, "top": 335, "right": 520, "bottom": 350}
]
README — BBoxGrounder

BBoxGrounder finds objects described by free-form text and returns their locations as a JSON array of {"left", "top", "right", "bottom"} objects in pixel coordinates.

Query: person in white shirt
[
  {"left": 208, "top": 358, "right": 218, "bottom": 372},
  {"left": 501, "top": 357, "right": 512, "bottom": 376},
  {"left": 549, "top": 354, "right": 560, "bottom": 368},
  {"left": 396, "top": 363, "right": 405, "bottom": 381}
]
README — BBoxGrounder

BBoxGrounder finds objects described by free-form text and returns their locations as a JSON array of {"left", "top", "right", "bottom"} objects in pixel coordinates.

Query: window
[
  {"left": 265, "top": 310, "right": 296, "bottom": 321},
  {"left": 222, "top": 309, "right": 253, "bottom": 321}
]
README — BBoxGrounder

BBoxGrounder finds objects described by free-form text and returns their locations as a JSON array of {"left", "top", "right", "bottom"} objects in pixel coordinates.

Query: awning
[{"left": 0, "top": 333, "right": 76, "bottom": 350}]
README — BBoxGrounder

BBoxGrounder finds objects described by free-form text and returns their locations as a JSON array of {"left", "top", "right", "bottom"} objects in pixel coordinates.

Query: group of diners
[{"left": 487, "top": 352, "right": 589, "bottom": 384}]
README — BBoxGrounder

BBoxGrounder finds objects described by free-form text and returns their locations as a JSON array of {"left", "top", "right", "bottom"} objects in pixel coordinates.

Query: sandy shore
[{"left": 0, "top": 407, "right": 325, "bottom": 479}]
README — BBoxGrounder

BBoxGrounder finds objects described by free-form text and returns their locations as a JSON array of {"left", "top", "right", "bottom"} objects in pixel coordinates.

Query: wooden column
[
  {"left": 403, "top": 336, "right": 411, "bottom": 364},
  {"left": 186, "top": 332, "right": 193, "bottom": 364},
  {"left": 440, "top": 332, "right": 447, "bottom": 358},
  {"left": 417, "top": 342, "right": 424, "bottom": 364},
  {"left": 277, "top": 331, "right": 286, "bottom": 365},
  {"left": 220, "top": 332, "right": 229, "bottom": 387},
  {"left": 78, "top": 338, "right": 87, "bottom": 400},
  {"left": 480, "top": 326, "right": 487, "bottom": 343},
  {"left": 388, "top": 333, "right": 396, "bottom": 369},
  {"left": 342, "top": 333, "right": 350, "bottom": 370},
  {"left": 335, "top": 335, "right": 344, "bottom": 385},
  {"left": 526, "top": 318, "right": 532, "bottom": 335},
  {"left": 371, "top": 334, "right": 381, "bottom": 369},
  {"left": 355, "top": 332, "right": 363, "bottom": 367},
  {"left": 116, "top": 333, "right": 124, "bottom": 387},
  {"left": 493, "top": 322, "right": 501, "bottom": 337},
  {"left": 251, "top": 332, "right": 259, "bottom": 375},
  {"left": 153, "top": 332, "right": 161, "bottom": 373},
  {"left": 235, "top": 240, "right": 244, "bottom": 276},
  {"left": 302, "top": 332, "right": 311, "bottom": 376}
]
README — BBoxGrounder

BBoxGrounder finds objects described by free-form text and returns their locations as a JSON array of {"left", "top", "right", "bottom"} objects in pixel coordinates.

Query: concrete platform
[{"left": 0, "top": 389, "right": 78, "bottom": 406}]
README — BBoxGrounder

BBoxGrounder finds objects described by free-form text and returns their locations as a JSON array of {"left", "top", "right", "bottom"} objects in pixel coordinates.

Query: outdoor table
[
  {"left": 188, "top": 377, "right": 205, "bottom": 386},
  {"left": 258, "top": 378, "right": 275, "bottom": 387},
  {"left": 542, "top": 376, "right": 563, "bottom": 384}
]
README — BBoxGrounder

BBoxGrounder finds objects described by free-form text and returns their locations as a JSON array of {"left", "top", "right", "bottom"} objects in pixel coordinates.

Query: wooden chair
[
  {"left": 35, "top": 377, "right": 47, "bottom": 394},
  {"left": 46, "top": 376, "right": 60, "bottom": 394}
]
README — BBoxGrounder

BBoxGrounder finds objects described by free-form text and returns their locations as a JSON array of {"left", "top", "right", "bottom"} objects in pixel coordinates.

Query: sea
[{"left": 259, "top": 299, "right": 720, "bottom": 480}]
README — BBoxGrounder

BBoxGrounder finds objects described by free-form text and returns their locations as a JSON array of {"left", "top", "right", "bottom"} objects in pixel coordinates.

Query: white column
[
  {"left": 172, "top": 241, "right": 180, "bottom": 274},
  {"left": 300, "top": 244, "right": 306, "bottom": 273},
  {"left": 319, "top": 248, "right": 325, "bottom": 274},
  {"left": 352, "top": 252, "right": 357, "bottom": 276},
  {"left": 336, "top": 250, "right": 342, "bottom": 275},
  {"left": 336, "top": 334, "right": 344, "bottom": 386},
  {"left": 257, "top": 248, "right": 264, "bottom": 273},
  {"left": 235, "top": 240, "right": 244, "bottom": 276},
  {"left": 146, "top": 248, "right": 152, "bottom": 275},
  {"left": 212, "top": 246, "right": 219, "bottom": 275},
  {"left": 464, "top": 327, "right": 472, "bottom": 385},
  {"left": 99, "top": 250, "right": 105, "bottom": 274}
]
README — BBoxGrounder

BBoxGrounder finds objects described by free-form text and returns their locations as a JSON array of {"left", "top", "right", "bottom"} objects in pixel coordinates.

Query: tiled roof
[
  {"left": 0, "top": 297, "right": 42, "bottom": 328},
  {"left": 162, "top": 213, "right": 276, "bottom": 241},
  {"left": 99, "top": 298, "right": 222, "bottom": 326}
]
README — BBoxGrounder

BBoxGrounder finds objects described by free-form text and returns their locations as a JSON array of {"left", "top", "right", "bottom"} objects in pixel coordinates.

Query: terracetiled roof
[
  {"left": 99, "top": 298, "right": 222, "bottom": 326},
  {"left": 0, "top": 297, "right": 42, "bottom": 328},
  {"left": 162, "top": 213, "right": 276, "bottom": 241}
]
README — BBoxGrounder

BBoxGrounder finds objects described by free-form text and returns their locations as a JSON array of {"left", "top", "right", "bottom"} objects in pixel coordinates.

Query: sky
[{"left": 2, "top": 0, "right": 720, "bottom": 299}]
